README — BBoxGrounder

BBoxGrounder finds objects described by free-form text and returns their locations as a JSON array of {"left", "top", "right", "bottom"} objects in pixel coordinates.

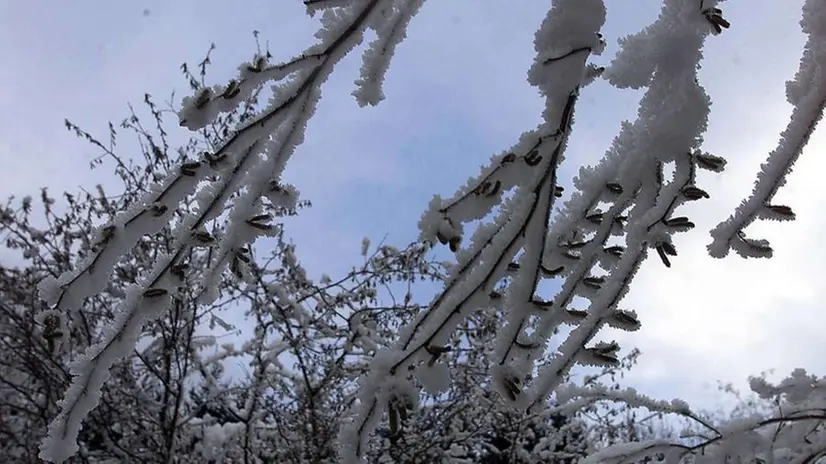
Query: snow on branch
[
  {"left": 342, "top": 0, "right": 733, "bottom": 459},
  {"left": 708, "top": 0, "right": 826, "bottom": 259},
  {"left": 39, "top": 1, "right": 424, "bottom": 462},
  {"left": 524, "top": 151, "right": 705, "bottom": 413},
  {"left": 511, "top": 0, "right": 726, "bottom": 411},
  {"left": 338, "top": 0, "right": 608, "bottom": 461},
  {"left": 586, "top": 369, "right": 826, "bottom": 463},
  {"left": 353, "top": 0, "right": 426, "bottom": 106},
  {"left": 34, "top": 0, "right": 826, "bottom": 461}
]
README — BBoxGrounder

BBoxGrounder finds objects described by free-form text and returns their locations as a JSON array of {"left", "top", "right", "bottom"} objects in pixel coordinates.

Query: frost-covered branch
[
  {"left": 484, "top": 0, "right": 724, "bottom": 411},
  {"left": 27, "top": 0, "right": 826, "bottom": 461},
  {"left": 339, "top": 0, "right": 609, "bottom": 460},
  {"left": 586, "top": 369, "right": 826, "bottom": 463},
  {"left": 38, "top": 2, "right": 428, "bottom": 461},
  {"left": 709, "top": 0, "right": 826, "bottom": 259},
  {"left": 341, "top": 1, "right": 729, "bottom": 459},
  {"left": 6, "top": 100, "right": 442, "bottom": 461}
]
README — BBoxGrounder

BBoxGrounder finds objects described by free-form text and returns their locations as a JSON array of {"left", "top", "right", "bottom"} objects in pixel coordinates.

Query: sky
[{"left": 1, "top": 0, "right": 825, "bottom": 422}]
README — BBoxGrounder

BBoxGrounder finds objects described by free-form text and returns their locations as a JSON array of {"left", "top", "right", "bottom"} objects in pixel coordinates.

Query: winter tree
[
  {"left": 1, "top": 66, "right": 449, "bottom": 462},
  {"left": 1, "top": 76, "right": 638, "bottom": 462},
  {"left": 3, "top": 0, "right": 824, "bottom": 462},
  {"left": 2, "top": 92, "right": 644, "bottom": 462}
]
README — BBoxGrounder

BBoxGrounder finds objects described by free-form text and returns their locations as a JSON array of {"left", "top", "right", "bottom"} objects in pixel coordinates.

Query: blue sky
[{"left": 2, "top": 0, "right": 825, "bottom": 419}]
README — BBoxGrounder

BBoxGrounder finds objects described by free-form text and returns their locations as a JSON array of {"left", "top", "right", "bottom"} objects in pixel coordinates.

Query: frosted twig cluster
[
  {"left": 708, "top": 0, "right": 826, "bottom": 258},
  {"left": 585, "top": 369, "right": 826, "bottom": 463},
  {"left": 32, "top": 0, "right": 826, "bottom": 462},
  {"left": 36, "top": 1, "right": 426, "bottom": 461},
  {"left": 341, "top": 0, "right": 729, "bottom": 459}
]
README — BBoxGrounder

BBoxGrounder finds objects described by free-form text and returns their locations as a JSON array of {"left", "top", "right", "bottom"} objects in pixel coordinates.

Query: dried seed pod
[
  {"left": 246, "top": 55, "right": 267, "bottom": 73},
  {"left": 767, "top": 204, "right": 795, "bottom": 219},
  {"left": 604, "top": 245, "right": 624, "bottom": 258},
  {"left": 703, "top": 8, "right": 731, "bottom": 35},
  {"left": 234, "top": 248, "right": 251, "bottom": 263},
  {"left": 388, "top": 406, "right": 399, "bottom": 437},
  {"left": 248, "top": 213, "right": 272, "bottom": 222},
  {"left": 525, "top": 153, "right": 543, "bottom": 166},
  {"left": 501, "top": 376, "right": 521, "bottom": 402},
  {"left": 435, "top": 232, "right": 449, "bottom": 245},
  {"left": 514, "top": 339, "right": 539, "bottom": 350},
  {"left": 681, "top": 185, "right": 710, "bottom": 200},
  {"left": 150, "top": 203, "right": 168, "bottom": 217},
  {"left": 180, "top": 161, "right": 201, "bottom": 176},
  {"left": 476, "top": 180, "right": 492, "bottom": 196},
  {"left": 170, "top": 263, "right": 189, "bottom": 280},
  {"left": 94, "top": 225, "right": 117, "bottom": 248},
  {"left": 609, "top": 309, "right": 641, "bottom": 331},
  {"left": 659, "top": 241, "right": 677, "bottom": 256},
  {"left": 143, "top": 288, "right": 169, "bottom": 298},
  {"left": 426, "top": 345, "right": 451, "bottom": 356},
  {"left": 694, "top": 152, "right": 727, "bottom": 172},
  {"left": 738, "top": 231, "right": 773, "bottom": 256},
  {"left": 585, "top": 212, "right": 603, "bottom": 224},
  {"left": 606, "top": 182, "right": 623, "bottom": 194},
  {"left": 245, "top": 217, "right": 274, "bottom": 231},
  {"left": 655, "top": 242, "right": 677, "bottom": 268},
  {"left": 565, "top": 309, "right": 588, "bottom": 320},
  {"left": 204, "top": 152, "right": 228, "bottom": 168},
  {"left": 540, "top": 264, "right": 565, "bottom": 276},
  {"left": 532, "top": 298, "right": 554, "bottom": 311},
  {"left": 191, "top": 231, "right": 216, "bottom": 245},
  {"left": 233, "top": 256, "right": 247, "bottom": 279},
  {"left": 485, "top": 180, "right": 502, "bottom": 197},
  {"left": 664, "top": 216, "right": 695, "bottom": 229}
]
